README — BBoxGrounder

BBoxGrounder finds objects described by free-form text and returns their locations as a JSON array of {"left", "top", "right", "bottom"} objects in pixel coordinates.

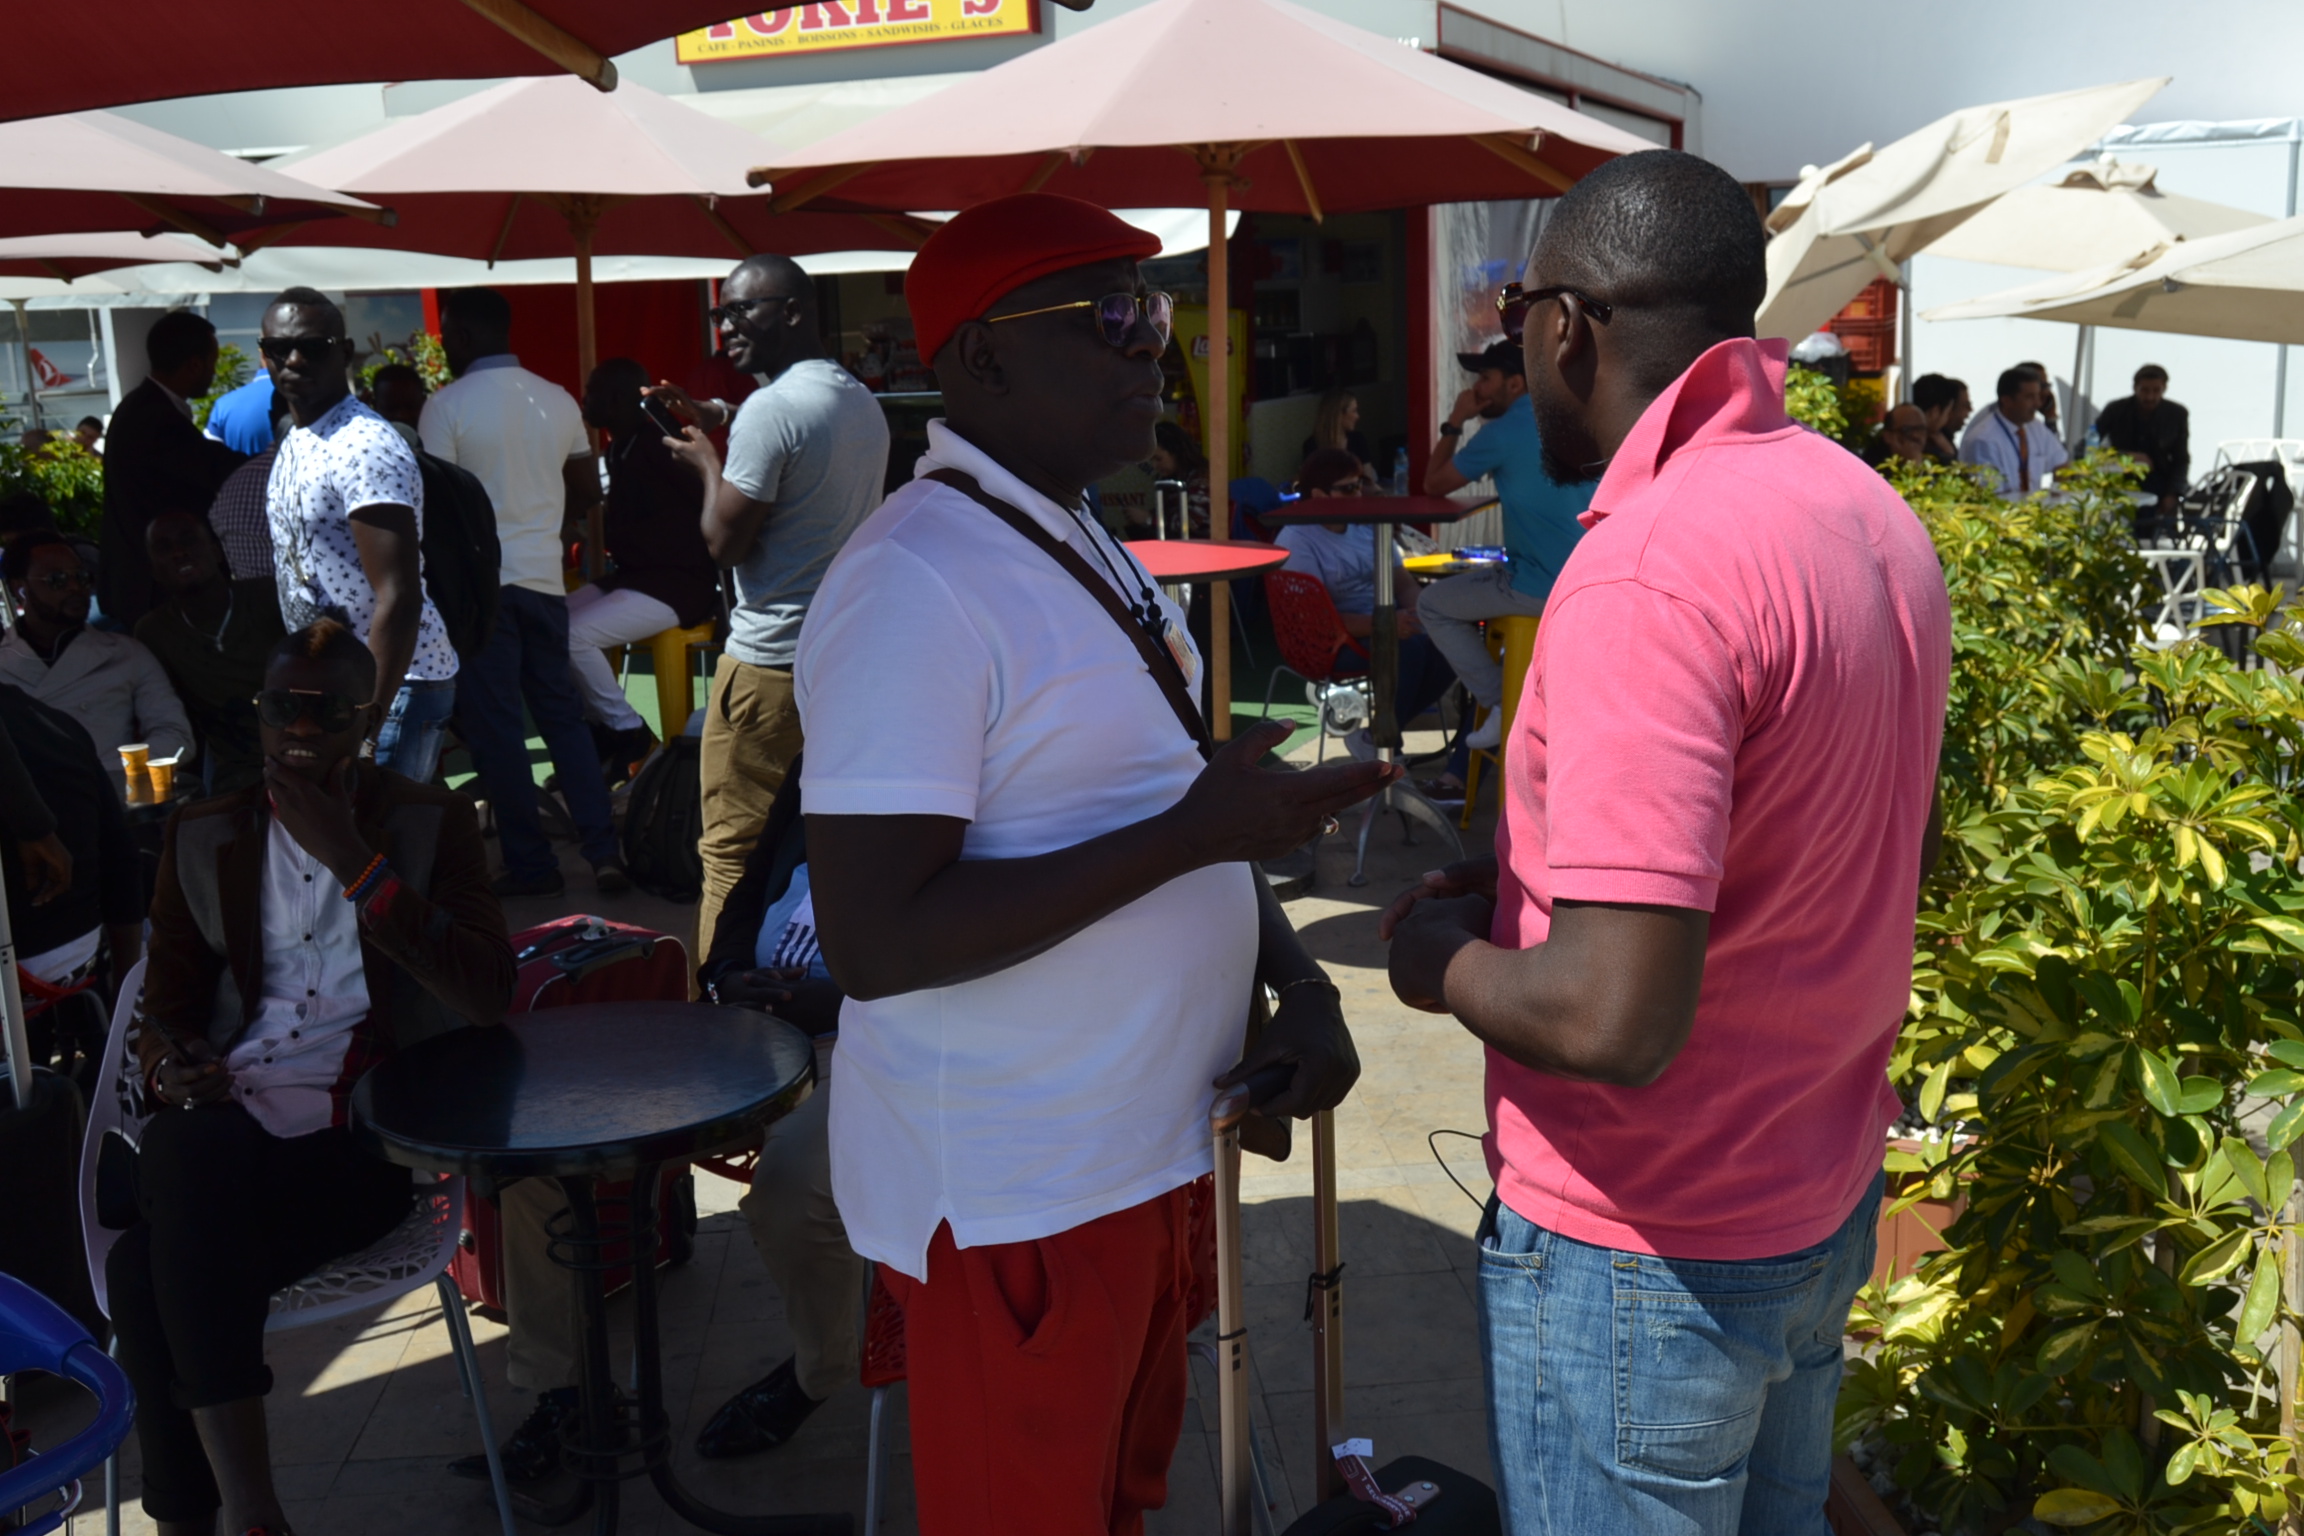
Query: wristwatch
[{"left": 1438, "top": 422, "right": 1463, "bottom": 438}]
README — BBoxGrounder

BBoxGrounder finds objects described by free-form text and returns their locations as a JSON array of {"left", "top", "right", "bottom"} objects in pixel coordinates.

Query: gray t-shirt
[{"left": 721, "top": 359, "right": 889, "bottom": 669}]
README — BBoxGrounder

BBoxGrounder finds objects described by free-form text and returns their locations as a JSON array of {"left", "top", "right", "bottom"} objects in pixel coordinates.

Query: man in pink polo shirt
[{"left": 1383, "top": 151, "right": 1950, "bottom": 1533}]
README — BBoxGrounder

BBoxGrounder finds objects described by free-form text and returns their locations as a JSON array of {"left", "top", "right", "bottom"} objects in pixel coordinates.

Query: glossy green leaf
[
  {"left": 2176, "top": 1076, "right": 2224, "bottom": 1114},
  {"left": 2138, "top": 1050, "right": 2183, "bottom": 1116},
  {"left": 2238, "top": 1256, "right": 2283, "bottom": 1344},
  {"left": 2249, "top": 1068, "right": 2304, "bottom": 1098},
  {"left": 2036, "top": 1320, "right": 2100, "bottom": 1376},
  {"left": 2269, "top": 1039, "right": 2304, "bottom": 1071},
  {"left": 2164, "top": 1439, "right": 2202, "bottom": 1485},
  {"left": 2272, "top": 1149, "right": 2296, "bottom": 1208},
  {"left": 2033, "top": 1488, "right": 2124, "bottom": 1525},
  {"left": 1918, "top": 1057, "right": 1952, "bottom": 1123},
  {"left": 2098, "top": 1120, "right": 2170, "bottom": 1201},
  {"left": 2270, "top": 1098, "right": 2304, "bottom": 1154},
  {"left": 2179, "top": 1227, "right": 2254, "bottom": 1287}
]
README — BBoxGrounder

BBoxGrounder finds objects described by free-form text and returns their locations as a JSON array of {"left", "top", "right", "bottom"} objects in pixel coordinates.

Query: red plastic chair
[{"left": 1261, "top": 569, "right": 1371, "bottom": 763}]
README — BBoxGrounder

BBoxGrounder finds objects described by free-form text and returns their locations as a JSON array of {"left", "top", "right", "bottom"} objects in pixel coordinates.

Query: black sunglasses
[
  {"left": 1498, "top": 282, "right": 1616, "bottom": 326},
  {"left": 709, "top": 295, "right": 793, "bottom": 327},
  {"left": 986, "top": 291, "right": 1174, "bottom": 350},
  {"left": 255, "top": 688, "right": 363, "bottom": 732},
  {"left": 258, "top": 335, "right": 344, "bottom": 364}
]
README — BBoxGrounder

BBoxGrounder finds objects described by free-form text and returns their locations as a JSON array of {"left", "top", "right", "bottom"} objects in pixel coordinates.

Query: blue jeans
[
  {"left": 1479, "top": 1171, "right": 1883, "bottom": 1536},
  {"left": 374, "top": 677, "right": 457, "bottom": 785},
  {"left": 455, "top": 586, "right": 619, "bottom": 878}
]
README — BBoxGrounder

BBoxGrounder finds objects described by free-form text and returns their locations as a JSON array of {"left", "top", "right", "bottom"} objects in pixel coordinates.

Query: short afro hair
[
  {"left": 267, "top": 285, "right": 346, "bottom": 335},
  {"left": 1531, "top": 150, "right": 1767, "bottom": 348},
  {"left": 2, "top": 529, "right": 77, "bottom": 587},
  {"left": 2135, "top": 363, "right": 2169, "bottom": 384},
  {"left": 272, "top": 617, "right": 378, "bottom": 696},
  {"left": 146, "top": 310, "right": 217, "bottom": 375},
  {"left": 440, "top": 287, "right": 513, "bottom": 337}
]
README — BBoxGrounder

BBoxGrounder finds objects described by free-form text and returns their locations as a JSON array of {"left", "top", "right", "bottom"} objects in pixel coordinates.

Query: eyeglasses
[
  {"left": 29, "top": 568, "right": 93, "bottom": 592},
  {"left": 1498, "top": 282, "right": 1616, "bottom": 326},
  {"left": 257, "top": 335, "right": 343, "bottom": 364},
  {"left": 254, "top": 688, "right": 363, "bottom": 732},
  {"left": 986, "top": 291, "right": 1174, "bottom": 350},
  {"left": 709, "top": 295, "right": 793, "bottom": 327}
]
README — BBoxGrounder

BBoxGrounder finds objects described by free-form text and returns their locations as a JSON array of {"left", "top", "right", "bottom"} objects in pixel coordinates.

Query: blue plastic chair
[{"left": 0, "top": 1272, "right": 134, "bottom": 1536}]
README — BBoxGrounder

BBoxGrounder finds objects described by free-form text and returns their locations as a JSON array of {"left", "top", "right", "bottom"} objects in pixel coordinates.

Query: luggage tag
[{"left": 1332, "top": 1438, "right": 1438, "bottom": 1525}]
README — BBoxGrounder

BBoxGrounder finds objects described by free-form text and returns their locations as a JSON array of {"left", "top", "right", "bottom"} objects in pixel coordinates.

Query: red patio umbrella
[
  {"left": 751, "top": 0, "right": 1652, "bottom": 741},
  {"left": 275, "top": 74, "right": 928, "bottom": 573},
  {"left": 5, "top": 0, "right": 774, "bottom": 123},
  {"left": 0, "top": 110, "right": 389, "bottom": 247}
]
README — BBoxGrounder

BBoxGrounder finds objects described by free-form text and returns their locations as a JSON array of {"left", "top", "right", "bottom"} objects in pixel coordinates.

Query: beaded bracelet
[{"left": 342, "top": 853, "right": 389, "bottom": 903}]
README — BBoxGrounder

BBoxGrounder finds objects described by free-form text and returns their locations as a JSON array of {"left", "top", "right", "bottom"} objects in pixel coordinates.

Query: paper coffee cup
[
  {"left": 148, "top": 757, "right": 175, "bottom": 798},
  {"left": 118, "top": 743, "right": 149, "bottom": 776}
]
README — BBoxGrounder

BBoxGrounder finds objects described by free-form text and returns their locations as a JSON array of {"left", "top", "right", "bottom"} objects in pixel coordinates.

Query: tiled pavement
[{"left": 26, "top": 726, "right": 1503, "bottom": 1534}]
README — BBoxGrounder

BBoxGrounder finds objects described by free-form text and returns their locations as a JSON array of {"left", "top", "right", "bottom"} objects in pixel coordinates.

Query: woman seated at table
[
  {"left": 1276, "top": 448, "right": 1459, "bottom": 731},
  {"left": 111, "top": 618, "right": 513, "bottom": 1536}
]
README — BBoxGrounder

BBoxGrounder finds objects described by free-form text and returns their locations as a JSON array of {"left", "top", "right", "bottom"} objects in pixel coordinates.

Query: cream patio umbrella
[
  {"left": 1757, "top": 78, "right": 2169, "bottom": 343},
  {"left": 1924, "top": 158, "right": 2269, "bottom": 273},
  {"left": 1919, "top": 216, "right": 2304, "bottom": 346}
]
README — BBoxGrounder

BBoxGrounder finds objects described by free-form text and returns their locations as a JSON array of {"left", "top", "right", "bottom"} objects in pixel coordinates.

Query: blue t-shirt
[
  {"left": 203, "top": 373, "right": 277, "bottom": 455},
  {"left": 1449, "top": 397, "right": 1593, "bottom": 601}
]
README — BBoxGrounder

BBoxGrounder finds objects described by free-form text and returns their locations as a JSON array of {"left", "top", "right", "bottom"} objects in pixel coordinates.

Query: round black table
[{"left": 351, "top": 1004, "right": 843, "bottom": 1536}]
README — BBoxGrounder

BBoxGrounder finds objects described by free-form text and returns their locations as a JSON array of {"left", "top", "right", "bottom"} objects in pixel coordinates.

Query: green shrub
[
  {"left": 1843, "top": 454, "right": 2304, "bottom": 1532},
  {"left": 0, "top": 430, "right": 103, "bottom": 538}
]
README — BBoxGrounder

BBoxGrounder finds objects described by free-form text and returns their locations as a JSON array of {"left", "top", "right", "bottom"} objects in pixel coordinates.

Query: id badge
[{"left": 1164, "top": 617, "right": 1201, "bottom": 688}]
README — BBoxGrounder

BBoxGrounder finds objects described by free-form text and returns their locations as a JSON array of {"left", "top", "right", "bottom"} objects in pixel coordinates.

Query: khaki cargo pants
[{"left": 696, "top": 655, "right": 805, "bottom": 963}]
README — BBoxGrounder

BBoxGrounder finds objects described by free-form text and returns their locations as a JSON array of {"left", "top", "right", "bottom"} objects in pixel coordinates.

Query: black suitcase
[{"left": 1211, "top": 1078, "right": 1502, "bottom": 1534}]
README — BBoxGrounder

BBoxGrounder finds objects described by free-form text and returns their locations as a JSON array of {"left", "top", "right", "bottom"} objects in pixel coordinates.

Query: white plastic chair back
[
  {"left": 266, "top": 1177, "right": 462, "bottom": 1333},
  {"left": 76, "top": 960, "right": 148, "bottom": 1320}
]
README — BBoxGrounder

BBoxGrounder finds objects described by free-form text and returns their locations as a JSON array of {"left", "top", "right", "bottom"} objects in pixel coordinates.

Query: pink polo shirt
[{"left": 1487, "top": 337, "right": 1951, "bottom": 1260}]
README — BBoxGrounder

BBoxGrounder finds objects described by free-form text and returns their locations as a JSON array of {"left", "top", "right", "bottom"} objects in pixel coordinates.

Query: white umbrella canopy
[
  {"left": 1920, "top": 215, "right": 2304, "bottom": 347},
  {"left": 1924, "top": 158, "right": 2268, "bottom": 272},
  {"left": 1757, "top": 78, "right": 2169, "bottom": 341},
  {"left": 0, "top": 232, "right": 230, "bottom": 281}
]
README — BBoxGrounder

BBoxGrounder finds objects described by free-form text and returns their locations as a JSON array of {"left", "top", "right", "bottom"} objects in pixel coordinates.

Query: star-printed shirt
[{"left": 267, "top": 394, "right": 458, "bottom": 683}]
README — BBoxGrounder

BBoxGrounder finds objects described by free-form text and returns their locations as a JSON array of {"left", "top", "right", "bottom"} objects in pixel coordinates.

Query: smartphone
[{"left": 640, "top": 393, "right": 685, "bottom": 438}]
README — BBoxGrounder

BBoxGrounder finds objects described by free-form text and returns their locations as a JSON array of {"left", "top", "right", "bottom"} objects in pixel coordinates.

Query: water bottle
[{"left": 1391, "top": 447, "right": 1410, "bottom": 497}]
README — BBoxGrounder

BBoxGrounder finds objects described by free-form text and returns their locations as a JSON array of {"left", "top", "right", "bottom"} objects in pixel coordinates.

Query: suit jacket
[
  {"left": 99, "top": 378, "right": 245, "bottom": 626},
  {"left": 138, "top": 766, "right": 514, "bottom": 1113}
]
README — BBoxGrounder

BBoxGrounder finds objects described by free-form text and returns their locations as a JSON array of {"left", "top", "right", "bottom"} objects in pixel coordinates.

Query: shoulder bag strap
[{"left": 925, "top": 468, "right": 1212, "bottom": 756}]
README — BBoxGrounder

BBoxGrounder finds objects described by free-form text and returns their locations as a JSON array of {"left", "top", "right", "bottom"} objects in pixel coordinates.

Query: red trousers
[{"left": 881, "top": 1180, "right": 1212, "bottom": 1536}]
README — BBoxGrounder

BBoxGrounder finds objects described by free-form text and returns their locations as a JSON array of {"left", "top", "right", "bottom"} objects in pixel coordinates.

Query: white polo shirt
[
  {"left": 418, "top": 355, "right": 591, "bottom": 595},
  {"left": 795, "top": 420, "right": 1258, "bottom": 1282}
]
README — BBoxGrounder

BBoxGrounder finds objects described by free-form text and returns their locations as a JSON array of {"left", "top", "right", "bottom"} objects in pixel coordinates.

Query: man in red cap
[{"left": 796, "top": 193, "right": 1395, "bottom": 1532}]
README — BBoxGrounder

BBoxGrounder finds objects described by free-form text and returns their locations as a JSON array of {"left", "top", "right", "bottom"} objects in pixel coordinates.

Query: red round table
[{"left": 1121, "top": 538, "right": 1289, "bottom": 585}]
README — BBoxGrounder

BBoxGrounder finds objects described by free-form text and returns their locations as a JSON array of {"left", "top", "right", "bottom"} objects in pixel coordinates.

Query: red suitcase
[{"left": 449, "top": 916, "right": 698, "bottom": 1313}]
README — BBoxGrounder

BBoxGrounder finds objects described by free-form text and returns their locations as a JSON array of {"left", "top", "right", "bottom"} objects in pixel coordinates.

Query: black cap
[{"left": 1457, "top": 339, "right": 1523, "bottom": 376}]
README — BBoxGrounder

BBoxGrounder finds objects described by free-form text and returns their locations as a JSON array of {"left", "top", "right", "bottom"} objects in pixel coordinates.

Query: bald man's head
[
  {"left": 716, "top": 253, "right": 820, "bottom": 377},
  {"left": 1880, "top": 402, "right": 1930, "bottom": 465}
]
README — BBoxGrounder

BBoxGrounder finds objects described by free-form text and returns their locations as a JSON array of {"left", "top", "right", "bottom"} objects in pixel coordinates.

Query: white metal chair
[{"left": 78, "top": 963, "right": 517, "bottom": 1536}]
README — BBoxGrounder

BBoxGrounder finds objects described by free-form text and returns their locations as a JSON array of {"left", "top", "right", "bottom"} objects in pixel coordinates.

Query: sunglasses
[
  {"left": 255, "top": 688, "right": 364, "bottom": 732},
  {"left": 708, "top": 295, "right": 792, "bottom": 327},
  {"left": 28, "top": 568, "right": 93, "bottom": 592},
  {"left": 258, "top": 335, "right": 343, "bottom": 364},
  {"left": 987, "top": 291, "right": 1174, "bottom": 349},
  {"left": 1497, "top": 281, "right": 1617, "bottom": 327}
]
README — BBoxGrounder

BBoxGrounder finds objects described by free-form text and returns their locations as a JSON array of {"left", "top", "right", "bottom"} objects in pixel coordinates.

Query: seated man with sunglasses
[
  {"left": 262, "top": 287, "right": 463, "bottom": 784},
  {"left": 0, "top": 529, "right": 195, "bottom": 790},
  {"left": 112, "top": 617, "right": 513, "bottom": 1536}
]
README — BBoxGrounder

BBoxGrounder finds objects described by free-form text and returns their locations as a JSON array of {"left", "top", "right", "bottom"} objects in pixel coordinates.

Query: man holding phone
[{"left": 561, "top": 358, "right": 717, "bottom": 781}]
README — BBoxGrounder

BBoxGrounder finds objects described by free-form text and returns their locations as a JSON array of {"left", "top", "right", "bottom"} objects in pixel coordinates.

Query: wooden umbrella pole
[
  {"left": 569, "top": 201, "right": 605, "bottom": 580},
  {"left": 1200, "top": 150, "right": 1240, "bottom": 742}
]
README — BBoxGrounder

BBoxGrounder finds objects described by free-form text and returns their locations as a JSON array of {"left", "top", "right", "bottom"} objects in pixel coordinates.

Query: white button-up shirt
[
  {"left": 223, "top": 817, "right": 372, "bottom": 1138},
  {"left": 796, "top": 421, "right": 1257, "bottom": 1282},
  {"left": 1958, "top": 405, "right": 2070, "bottom": 495},
  {"left": 268, "top": 393, "right": 459, "bottom": 683}
]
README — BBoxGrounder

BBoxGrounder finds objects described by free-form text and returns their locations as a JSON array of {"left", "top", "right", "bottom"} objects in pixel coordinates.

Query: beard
[{"left": 1529, "top": 369, "right": 1605, "bottom": 487}]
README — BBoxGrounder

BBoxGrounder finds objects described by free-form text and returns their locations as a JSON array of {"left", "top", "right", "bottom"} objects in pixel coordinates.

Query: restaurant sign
[{"left": 676, "top": 0, "right": 1040, "bottom": 63}]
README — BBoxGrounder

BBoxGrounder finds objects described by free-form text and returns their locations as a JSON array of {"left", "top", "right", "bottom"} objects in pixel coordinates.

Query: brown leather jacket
[{"left": 138, "top": 765, "right": 514, "bottom": 1117}]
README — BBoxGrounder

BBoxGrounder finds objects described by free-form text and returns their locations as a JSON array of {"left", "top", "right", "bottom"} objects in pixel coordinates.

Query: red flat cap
[{"left": 906, "top": 192, "right": 1162, "bottom": 365}]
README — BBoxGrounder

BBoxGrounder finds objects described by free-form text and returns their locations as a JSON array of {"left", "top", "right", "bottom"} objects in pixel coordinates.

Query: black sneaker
[
  {"left": 449, "top": 1385, "right": 577, "bottom": 1485},
  {"left": 694, "top": 1357, "right": 824, "bottom": 1460},
  {"left": 593, "top": 860, "right": 631, "bottom": 895},
  {"left": 491, "top": 868, "right": 567, "bottom": 899}
]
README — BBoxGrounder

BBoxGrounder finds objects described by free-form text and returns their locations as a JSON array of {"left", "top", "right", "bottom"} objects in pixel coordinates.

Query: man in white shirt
[
  {"left": 797, "top": 193, "right": 1395, "bottom": 1533},
  {"left": 262, "top": 287, "right": 461, "bottom": 784},
  {"left": 1958, "top": 366, "right": 2069, "bottom": 495},
  {"left": 421, "top": 287, "right": 622, "bottom": 898},
  {"left": 0, "top": 531, "right": 193, "bottom": 785}
]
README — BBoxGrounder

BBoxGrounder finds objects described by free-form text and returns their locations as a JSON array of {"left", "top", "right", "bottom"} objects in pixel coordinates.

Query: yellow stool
[
  {"left": 640, "top": 623, "right": 717, "bottom": 745},
  {"left": 1459, "top": 613, "right": 1539, "bottom": 829}
]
